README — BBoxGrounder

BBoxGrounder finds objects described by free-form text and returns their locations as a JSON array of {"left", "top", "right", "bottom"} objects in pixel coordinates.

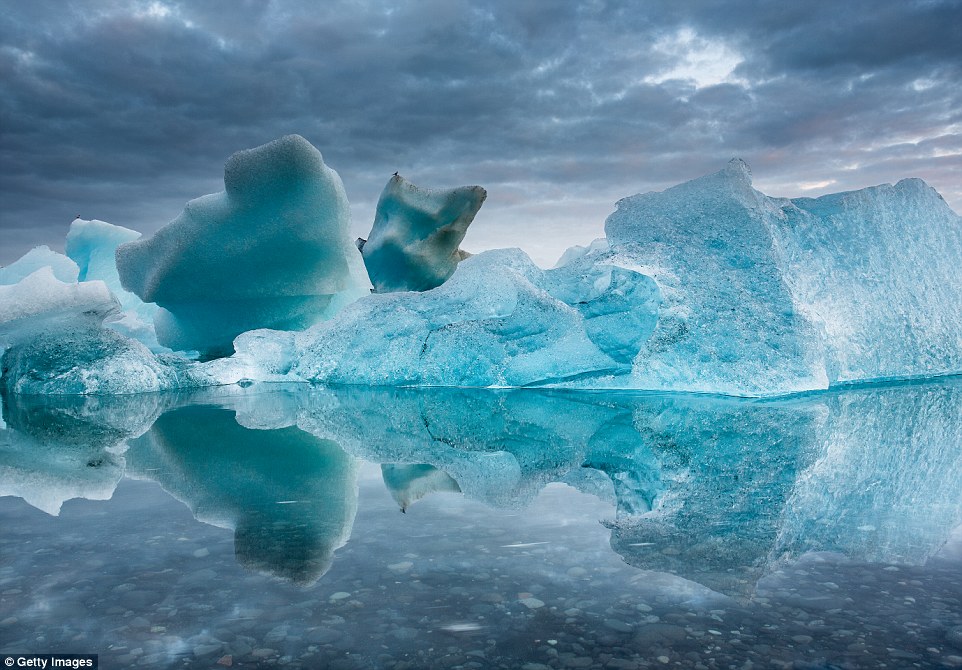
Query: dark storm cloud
[{"left": 1, "top": 0, "right": 960, "bottom": 265}]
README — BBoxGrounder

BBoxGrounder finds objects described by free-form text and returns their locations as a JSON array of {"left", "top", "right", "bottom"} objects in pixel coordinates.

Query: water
[{"left": 1, "top": 379, "right": 961, "bottom": 669}]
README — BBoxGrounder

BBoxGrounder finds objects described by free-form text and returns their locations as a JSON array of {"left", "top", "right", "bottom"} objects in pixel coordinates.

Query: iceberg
[
  {"left": 0, "top": 245, "right": 78, "bottom": 285},
  {"left": 0, "top": 268, "right": 176, "bottom": 395},
  {"left": 605, "top": 159, "right": 962, "bottom": 395},
  {"left": 116, "top": 134, "right": 372, "bottom": 358},
  {"left": 66, "top": 218, "right": 163, "bottom": 351},
  {"left": 3, "top": 148, "right": 959, "bottom": 398},
  {"left": 361, "top": 174, "right": 486, "bottom": 293},
  {"left": 294, "top": 248, "right": 625, "bottom": 387},
  {"left": 605, "top": 159, "right": 829, "bottom": 395},
  {"left": 778, "top": 179, "right": 962, "bottom": 384}
]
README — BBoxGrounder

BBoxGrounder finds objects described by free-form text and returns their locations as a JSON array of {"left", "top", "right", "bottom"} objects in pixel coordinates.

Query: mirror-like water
[{"left": 1, "top": 379, "right": 961, "bottom": 669}]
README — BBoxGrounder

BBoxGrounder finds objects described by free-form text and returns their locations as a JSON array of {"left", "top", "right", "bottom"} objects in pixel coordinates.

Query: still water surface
[{"left": 1, "top": 380, "right": 961, "bottom": 669}]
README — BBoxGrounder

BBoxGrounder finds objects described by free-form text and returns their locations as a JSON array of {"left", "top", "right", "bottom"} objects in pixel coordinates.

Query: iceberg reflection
[{"left": 1, "top": 378, "right": 959, "bottom": 595}]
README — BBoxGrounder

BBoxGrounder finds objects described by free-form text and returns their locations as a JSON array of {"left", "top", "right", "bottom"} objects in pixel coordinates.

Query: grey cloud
[{"left": 1, "top": 0, "right": 960, "bottom": 267}]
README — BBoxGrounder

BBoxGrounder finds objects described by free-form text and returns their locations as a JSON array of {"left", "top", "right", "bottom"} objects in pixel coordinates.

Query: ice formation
[
  {"left": 361, "top": 174, "right": 486, "bottom": 292},
  {"left": 605, "top": 159, "right": 962, "bottom": 395},
  {"left": 294, "top": 248, "right": 628, "bottom": 387},
  {"left": 2, "top": 149, "right": 959, "bottom": 397},
  {"left": 66, "top": 218, "right": 163, "bottom": 350},
  {"left": 0, "top": 268, "right": 176, "bottom": 395},
  {"left": 116, "top": 134, "right": 371, "bottom": 357},
  {"left": 0, "top": 245, "right": 78, "bottom": 285}
]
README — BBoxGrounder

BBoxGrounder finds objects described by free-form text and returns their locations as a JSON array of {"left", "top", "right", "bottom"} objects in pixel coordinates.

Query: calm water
[{"left": 1, "top": 380, "right": 961, "bottom": 669}]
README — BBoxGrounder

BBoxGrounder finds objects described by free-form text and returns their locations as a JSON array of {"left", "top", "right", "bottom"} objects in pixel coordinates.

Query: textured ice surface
[
  {"left": 66, "top": 218, "right": 163, "bottom": 351},
  {"left": 778, "top": 179, "right": 962, "bottom": 384},
  {"left": 0, "top": 268, "right": 176, "bottom": 395},
  {"left": 544, "top": 248, "right": 660, "bottom": 364},
  {"left": 606, "top": 159, "right": 962, "bottom": 395},
  {"left": 116, "top": 135, "right": 372, "bottom": 357},
  {"left": 0, "top": 245, "right": 78, "bottom": 285},
  {"left": 294, "top": 248, "right": 625, "bottom": 387},
  {"left": 606, "top": 159, "right": 829, "bottom": 395},
  {"left": 362, "top": 174, "right": 486, "bottom": 292}
]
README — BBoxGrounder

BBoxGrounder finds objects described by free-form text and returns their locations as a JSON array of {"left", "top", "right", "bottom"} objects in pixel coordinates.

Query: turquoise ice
[
  {"left": 361, "top": 174, "right": 486, "bottom": 293},
  {"left": 66, "top": 218, "right": 164, "bottom": 351},
  {"left": 116, "top": 135, "right": 372, "bottom": 358},
  {"left": 605, "top": 159, "right": 962, "bottom": 395}
]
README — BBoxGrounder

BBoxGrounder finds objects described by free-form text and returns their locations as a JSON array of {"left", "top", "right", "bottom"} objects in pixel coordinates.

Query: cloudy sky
[{"left": 2, "top": 0, "right": 960, "bottom": 266}]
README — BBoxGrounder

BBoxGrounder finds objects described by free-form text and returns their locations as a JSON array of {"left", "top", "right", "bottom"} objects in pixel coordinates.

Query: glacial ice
[
  {"left": 0, "top": 245, "right": 78, "bottom": 285},
  {"left": 2, "top": 149, "right": 959, "bottom": 397},
  {"left": 116, "top": 134, "right": 372, "bottom": 357},
  {"left": 605, "top": 159, "right": 829, "bottom": 395},
  {"left": 294, "top": 248, "right": 625, "bottom": 387},
  {"left": 778, "top": 179, "right": 962, "bottom": 384},
  {"left": 66, "top": 218, "right": 163, "bottom": 351},
  {"left": 361, "top": 174, "right": 486, "bottom": 292},
  {"left": 605, "top": 159, "right": 962, "bottom": 395},
  {"left": 0, "top": 268, "right": 176, "bottom": 395}
]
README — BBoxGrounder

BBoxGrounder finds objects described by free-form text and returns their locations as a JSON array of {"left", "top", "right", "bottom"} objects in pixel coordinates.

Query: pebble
[
  {"left": 252, "top": 649, "right": 277, "bottom": 658},
  {"left": 604, "top": 619, "right": 633, "bottom": 633},
  {"left": 520, "top": 597, "right": 545, "bottom": 609},
  {"left": 193, "top": 643, "right": 222, "bottom": 656}
]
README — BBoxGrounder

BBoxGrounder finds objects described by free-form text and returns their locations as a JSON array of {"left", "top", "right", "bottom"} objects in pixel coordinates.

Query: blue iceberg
[
  {"left": 116, "top": 135, "right": 372, "bottom": 358},
  {"left": 66, "top": 218, "right": 164, "bottom": 351},
  {"left": 1, "top": 142, "right": 959, "bottom": 397},
  {"left": 361, "top": 174, "right": 486, "bottom": 293},
  {"left": 605, "top": 159, "right": 962, "bottom": 395}
]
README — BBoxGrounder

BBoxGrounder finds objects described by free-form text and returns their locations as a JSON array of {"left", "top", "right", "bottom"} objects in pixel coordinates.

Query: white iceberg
[
  {"left": 66, "top": 217, "right": 164, "bottom": 351},
  {"left": 0, "top": 245, "right": 78, "bottom": 285},
  {"left": 0, "top": 268, "right": 176, "bottom": 395}
]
